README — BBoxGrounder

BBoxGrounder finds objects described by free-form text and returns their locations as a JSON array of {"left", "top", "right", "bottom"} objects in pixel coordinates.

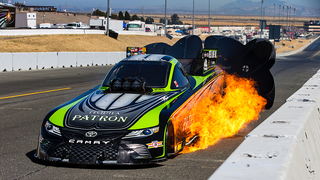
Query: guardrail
[
  {"left": 0, "top": 52, "right": 126, "bottom": 72},
  {"left": 210, "top": 69, "right": 320, "bottom": 180}
]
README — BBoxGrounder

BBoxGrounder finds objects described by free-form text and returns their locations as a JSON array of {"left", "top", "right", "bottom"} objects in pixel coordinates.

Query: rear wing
[{"left": 144, "top": 35, "right": 275, "bottom": 109}]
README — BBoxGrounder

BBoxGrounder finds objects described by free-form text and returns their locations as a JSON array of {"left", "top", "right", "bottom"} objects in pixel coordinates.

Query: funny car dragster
[{"left": 35, "top": 35, "right": 275, "bottom": 165}]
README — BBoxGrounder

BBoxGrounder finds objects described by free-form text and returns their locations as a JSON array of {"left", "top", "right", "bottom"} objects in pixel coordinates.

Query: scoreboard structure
[{"left": 304, "top": 21, "right": 320, "bottom": 33}]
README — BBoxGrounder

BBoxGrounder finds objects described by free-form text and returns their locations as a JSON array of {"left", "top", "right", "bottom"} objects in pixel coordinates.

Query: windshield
[
  {"left": 128, "top": 24, "right": 140, "bottom": 28},
  {"left": 66, "top": 23, "right": 76, "bottom": 26},
  {"left": 102, "top": 61, "right": 171, "bottom": 88}
]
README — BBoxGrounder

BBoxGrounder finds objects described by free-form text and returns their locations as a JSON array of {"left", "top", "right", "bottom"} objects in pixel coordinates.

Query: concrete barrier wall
[
  {"left": 38, "top": 52, "right": 59, "bottom": 69},
  {"left": 0, "top": 29, "right": 106, "bottom": 36},
  {"left": 13, "top": 53, "right": 37, "bottom": 71},
  {"left": 0, "top": 52, "right": 126, "bottom": 72},
  {"left": 92, "top": 52, "right": 108, "bottom": 66},
  {"left": 0, "top": 29, "right": 158, "bottom": 36},
  {"left": 210, "top": 70, "right": 320, "bottom": 180},
  {"left": 0, "top": 53, "right": 12, "bottom": 71},
  {"left": 107, "top": 52, "right": 126, "bottom": 65}
]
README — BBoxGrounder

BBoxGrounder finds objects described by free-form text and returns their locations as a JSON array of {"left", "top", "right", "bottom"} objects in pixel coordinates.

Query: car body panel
[{"left": 35, "top": 35, "right": 275, "bottom": 165}]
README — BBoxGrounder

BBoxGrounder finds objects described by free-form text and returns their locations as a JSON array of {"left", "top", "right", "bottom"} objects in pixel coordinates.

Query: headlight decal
[
  {"left": 45, "top": 121, "right": 62, "bottom": 136},
  {"left": 123, "top": 126, "right": 159, "bottom": 139}
]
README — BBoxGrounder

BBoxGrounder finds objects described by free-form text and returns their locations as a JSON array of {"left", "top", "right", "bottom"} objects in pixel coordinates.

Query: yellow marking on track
[
  {"left": 308, "top": 50, "right": 320, "bottom": 59},
  {"left": 0, "top": 87, "right": 71, "bottom": 100}
]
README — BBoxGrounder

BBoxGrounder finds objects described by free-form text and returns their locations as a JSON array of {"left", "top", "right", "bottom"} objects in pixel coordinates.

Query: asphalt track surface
[{"left": 0, "top": 36, "right": 320, "bottom": 180}]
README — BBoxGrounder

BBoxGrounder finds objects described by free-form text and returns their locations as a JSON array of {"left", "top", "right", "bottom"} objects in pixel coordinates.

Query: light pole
[
  {"left": 208, "top": 0, "right": 210, "bottom": 34},
  {"left": 282, "top": 6, "right": 285, "bottom": 44},
  {"left": 192, "top": 0, "right": 195, "bottom": 35},
  {"left": 260, "top": 0, "right": 263, "bottom": 38},
  {"left": 106, "top": 0, "right": 110, "bottom": 36},
  {"left": 289, "top": 6, "right": 291, "bottom": 27},
  {"left": 293, "top": 8, "right": 296, "bottom": 27},
  {"left": 274, "top": 4, "right": 276, "bottom": 25},
  {"left": 279, "top": 5, "right": 281, "bottom": 26},
  {"left": 165, "top": 0, "right": 167, "bottom": 36},
  {"left": 287, "top": 6, "right": 289, "bottom": 33},
  {"left": 245, "top": 11, "right": 246, "bottom": 25},
  {"left": 142, "top": 6, "right": 144, "bottom": 21}
]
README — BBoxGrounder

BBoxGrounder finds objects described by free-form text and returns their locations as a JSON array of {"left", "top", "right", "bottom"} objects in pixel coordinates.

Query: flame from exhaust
[{"left": 172, "top": 73, "right": 267, "bottom": 153}]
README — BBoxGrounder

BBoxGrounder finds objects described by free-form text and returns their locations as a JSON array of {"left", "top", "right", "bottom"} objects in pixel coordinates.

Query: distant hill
[
  {"left": 61, "top": 0, "right": 320, "bottom": 17},
  {"left": 216, "top": 0, "right": 320, "bottom": 17}
]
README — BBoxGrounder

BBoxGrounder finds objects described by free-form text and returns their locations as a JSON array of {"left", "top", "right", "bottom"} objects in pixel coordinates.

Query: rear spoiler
[{"left": 144, "top": 35, "right": 275, "bottom": 109}]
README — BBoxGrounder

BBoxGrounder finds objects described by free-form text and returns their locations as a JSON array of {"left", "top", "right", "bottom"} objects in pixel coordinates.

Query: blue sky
[{"left": 10, "top": 0, "right": 320, "bottom": 9}]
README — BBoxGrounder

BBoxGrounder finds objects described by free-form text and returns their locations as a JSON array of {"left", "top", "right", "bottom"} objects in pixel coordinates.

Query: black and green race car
[{"left": 35, "top": 35, "right": 275, "bottom": 165}]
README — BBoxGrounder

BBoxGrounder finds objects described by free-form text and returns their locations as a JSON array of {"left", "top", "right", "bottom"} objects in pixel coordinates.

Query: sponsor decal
[
  {"left": 153, "top": 88, "right": 165, "bottom": 92},
  {"left": 39, "top": 136, "right": 44, "bottom": 143},
  {"left": 174, "top": 80, "right": 179, "bottom": 87},
  {"left": 72, "top": 115, "right": 128, "bottom": 123},
  {"left": 68, "top": 139, "right": 110, "bottom": 145},
  {"left": 88, "top": 111, "right": 120, "bottom": 115},
  {"left": 146, "top": 141, "right": 163, "bottom": 149},
  {"left": 159, "top": 95, "right": 169, "bottom": 101}
]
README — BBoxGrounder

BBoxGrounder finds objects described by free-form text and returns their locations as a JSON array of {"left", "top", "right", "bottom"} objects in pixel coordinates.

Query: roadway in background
[{"left": 0, "top": 37, "right": 320, "bottom": 179}]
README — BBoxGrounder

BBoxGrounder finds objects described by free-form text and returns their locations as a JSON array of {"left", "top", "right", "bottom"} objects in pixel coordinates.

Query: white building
[{"left": 15, "top": 13, "right": 37, "bottom": 28}]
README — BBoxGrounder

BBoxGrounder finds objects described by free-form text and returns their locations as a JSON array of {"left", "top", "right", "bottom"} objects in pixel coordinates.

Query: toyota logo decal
[{"left": 85, "top": 131, "right": 98, "bottom": 138}]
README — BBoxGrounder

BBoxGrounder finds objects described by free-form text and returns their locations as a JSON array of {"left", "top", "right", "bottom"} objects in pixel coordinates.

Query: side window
[{"left": 171, "top": 66, "right": 189, "bottom": 89}]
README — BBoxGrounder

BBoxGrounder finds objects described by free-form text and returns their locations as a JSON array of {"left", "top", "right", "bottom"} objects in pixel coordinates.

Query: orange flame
[
  {"left": 171, "top": 73, "right": 267, "bottom": 153},
  {"left": 7, "top": 11, "right": 12, "bottom": 22}
]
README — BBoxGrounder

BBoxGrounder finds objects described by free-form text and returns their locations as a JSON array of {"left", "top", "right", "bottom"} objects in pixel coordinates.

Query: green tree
[
  {"left": 171, "top": 14, "right": 181, "bottom": 24},
  {"left": 140, "top": 17, "right": 144, "bottom": 22},
  {"left": 118, "top": 11, "right": 124, "bottom": 20},
  {"left": 160, "top": 18, "right": 165, "bottom": 24},
  {"left": 160, "top": 18, "right": 171, "bottom": 25},
  {"left": 124, "top": 11, "right": 131, "bottom": 20},
  {"left": 145, "top": 17, "right": 154, "bottom": 24},
  {"left": 131, "top": 14, "right": 139, "bottom": 21},
  {"left": 92, "top": 9, "right": 105, "bottom": 16},
  {"left": 176, "top": 21, "right": 183, "bottom": 25},
  {"left": 111, "top": 13, "right": 118, "bottom": 19}
]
